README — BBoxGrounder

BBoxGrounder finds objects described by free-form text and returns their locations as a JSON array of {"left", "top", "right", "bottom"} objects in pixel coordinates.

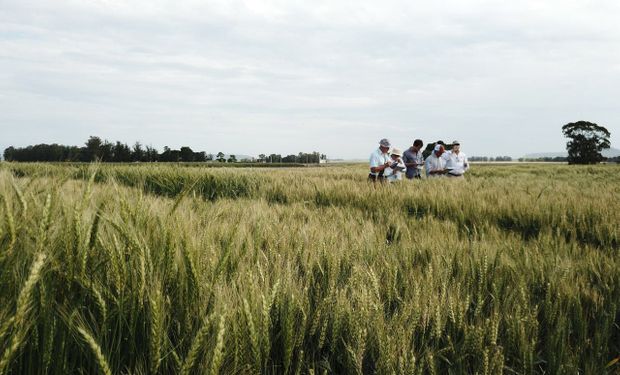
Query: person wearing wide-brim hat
[
  {"left": 383, "top": 147, "right": 407, "bottom": 182},
  {"left": 369, "top": 138, "right": 392, "bottom": 182}
]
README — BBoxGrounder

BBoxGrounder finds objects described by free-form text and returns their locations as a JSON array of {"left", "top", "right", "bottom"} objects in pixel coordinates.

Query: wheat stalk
[
  {"left": 149, "top": 288, "right": 163, "bottom": 374},
  {"left": 0, "top": 252, "right": 47, "bottom": 373},
  {"left": 75, "top": 326, "right": 113, "bottom": 375},
  {"left": 180, "top": 314, "right": 213, "bottom": 375},
  {"left": 209, "top": 314, "right": 226, "bottom": 375}
]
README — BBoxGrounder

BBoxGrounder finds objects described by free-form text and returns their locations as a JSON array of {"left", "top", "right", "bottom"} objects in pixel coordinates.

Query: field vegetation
[{"left": 0, "top": 162, "right": 618, "bottom": 374}]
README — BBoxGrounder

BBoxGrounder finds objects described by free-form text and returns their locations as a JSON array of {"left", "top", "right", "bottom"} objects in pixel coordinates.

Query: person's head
[
  {"left": 436, "top": 140, "right": 445, "bottom": 146},
  {"left": 433, "top": 144, "right": 445, "bottom": 157},
  {"left": 451, "top": 140, "right": 460, "bottom": 153},
  {"left": 390, "top": 148, "right": 402, "bottom": 160},
  {"left": 412, "top": 139, "right": 423, "bottom": 152},
  {"left": 379, "top": 138, "right": 391, "bottom": 153}
]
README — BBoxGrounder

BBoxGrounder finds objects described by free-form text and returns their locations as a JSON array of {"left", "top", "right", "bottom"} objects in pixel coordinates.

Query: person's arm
[
  {"left": 463, "top": 154, "right": 469, "bottom": 171},
  {"left": 426, "top": 158, "right": 446, "bottom": 175},
  {"left": 370, "top": 154, "right": 389, "bottom": 173},
  {"left": 371, "top": 163, "right": 390, "bottom": 174}
]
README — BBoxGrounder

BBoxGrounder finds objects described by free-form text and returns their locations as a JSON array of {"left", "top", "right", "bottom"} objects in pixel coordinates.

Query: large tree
[
  {"left": 84, "top": 136, "right": 103, "bottom": 161},
  {"left": 562, "top": 121, "right": 611, "bottom": 164},
  {"left": 216, "top": 152, "right": 226, "bottom": 162},
  {"left": 179, "top": 146, "right": 195, "bottom": 162},
  {"left": 132, "top": 142, "right": 145, "bottom": 162}
]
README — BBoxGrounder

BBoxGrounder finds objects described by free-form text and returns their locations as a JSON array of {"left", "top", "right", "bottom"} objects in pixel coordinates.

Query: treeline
[
  {"left": 3, "top": 137, "right": 210, "bottom": 163},
  {"left": 518, "top": 157, "right": 568, "bottom": 162},
  {"left": 469, "top": 156, "right": 513, "bottom": 162},
  {"left": 2, "top": 136, "right": 327, "bottom": 164},
  {"left": 469, "top": 156, "right": 620, "bottom": 163},
  {"left": 517, "top": 156, "right": 619, "bottom": 163},
  {"left": 256, "top": 152, "right": 327, "bottom": 164}
]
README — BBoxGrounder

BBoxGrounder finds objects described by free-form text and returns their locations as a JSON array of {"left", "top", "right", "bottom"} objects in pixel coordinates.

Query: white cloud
[{"left": 1, "top": 0, "right": 619, "bottom": 158}]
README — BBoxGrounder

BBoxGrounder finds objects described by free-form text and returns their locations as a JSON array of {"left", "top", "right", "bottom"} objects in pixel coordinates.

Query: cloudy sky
[{"left": 1, "top": 0, "right": 619, "bottom": 159}]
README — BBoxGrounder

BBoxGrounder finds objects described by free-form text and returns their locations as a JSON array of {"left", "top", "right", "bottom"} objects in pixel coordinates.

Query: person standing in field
[
  {"left": 383, "top": 148, "right": 406, "bottom": 182},
  {"left": 369, "top": 138, "right": 391, "bottom": 182},
  {"left": 402, "top": 139, "right": 424, "bottom": 180},
  {"left": 443, "top": 140, "right": 469, "bottom": 178},
  {"left": 425, "top": 144, "right": 448, "bottom": 178}
]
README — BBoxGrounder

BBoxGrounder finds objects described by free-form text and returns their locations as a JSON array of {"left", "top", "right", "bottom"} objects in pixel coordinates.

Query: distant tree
[
  {"left": 206, "top": 153, "right": 214, "bottom": 161},
  {"left": 84, "top": 136, "right": 104, "bottom": 161},
  {"left": 158, "top": 146, "right": 180, "bottom": 162},
  {"left": 132, "top": 142, "right": 145, "bottom": 162},
  {"left": 159, "top": 146, "right": 169, "bottom": 162},
  {"left": 112, "top": 142, "right": 132, "bottom": 162},
  {"left": 216, "top": 152, "right": 226, "bottom": 162},
  {"left": 227, "top": 154, "right": 237, "bottom": 163},
  {"left": 562, "top": 121, "right": 611, "bottom": 164},
  {"left": 194, "top": 151, "right": 206, "bottom": 162},
  {"left": 267, "top": 154, "right": 281, "bottom": 163},
  {"left": 101, "top": 141, "right": 114, "bottom": 162},
  {"left": 283, "top": 154, "right": 297, "bottom": 163},
  {"left": 258, "top": 154, "right": 266, "bottom": 163},
  {"left": 169, "top": 150, "right": 181, "bottom": 162},
  {"left": 180, "top": 147, "right": 194, "bottom": 162},
  {"left": 3, "top": 146, "right": 15, "bottom": 161},
  {"left": 145, "top": 145, "right": 159, "bottom": 162}
]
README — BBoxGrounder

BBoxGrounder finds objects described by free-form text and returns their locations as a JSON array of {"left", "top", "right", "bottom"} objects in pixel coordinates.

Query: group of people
[{"left": 369, "top": 138, "right": 469, "bottom": 182}]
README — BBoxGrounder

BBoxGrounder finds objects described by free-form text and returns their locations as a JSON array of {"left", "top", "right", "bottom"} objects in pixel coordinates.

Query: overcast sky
[{"left": 1, "top": 0, "right": 619, "bottom": 159}]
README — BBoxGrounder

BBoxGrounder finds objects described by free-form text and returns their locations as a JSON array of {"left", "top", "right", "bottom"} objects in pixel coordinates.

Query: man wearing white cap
[
  {"left": 425, "top": 144, "right": 448, "bottom": 178},
  {"left": 383, "top": 148, "right": 406, "bottom": 182},
  {"left": 369, "top": 138, "right": 391, "bottom": 182},
  {"left": 443, "top": 140, "right": 469, "bottom": 177}
]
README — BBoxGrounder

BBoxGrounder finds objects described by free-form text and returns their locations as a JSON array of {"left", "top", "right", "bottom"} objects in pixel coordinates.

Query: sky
[{"left": 1, "top": 0, "right": 620, "bottom": 159}]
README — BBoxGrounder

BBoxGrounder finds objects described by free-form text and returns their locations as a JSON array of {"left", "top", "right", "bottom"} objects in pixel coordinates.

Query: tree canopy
[{"left": 562, "top": 121, "right": 611, "bottom": 164}]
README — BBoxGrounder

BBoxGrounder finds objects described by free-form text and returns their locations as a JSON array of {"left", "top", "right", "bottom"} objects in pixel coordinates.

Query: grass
[{"left": 0, "top": 162, "right": 618, "bottom": 374}]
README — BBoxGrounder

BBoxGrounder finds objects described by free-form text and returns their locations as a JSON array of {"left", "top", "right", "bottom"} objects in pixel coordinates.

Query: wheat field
[{"left": 0, "top": 162, "right": 618, "bottom": 374}]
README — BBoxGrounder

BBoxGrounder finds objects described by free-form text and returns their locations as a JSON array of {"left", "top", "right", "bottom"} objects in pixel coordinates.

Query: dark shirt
[{"left": 402, "top": 148, "right": 423, "bottom": 179}]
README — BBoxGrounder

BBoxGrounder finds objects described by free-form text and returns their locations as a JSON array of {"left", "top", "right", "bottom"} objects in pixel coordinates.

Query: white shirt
[
  {"left": 425, "top": 153, "right": 446, "bottom": 178},
  {"left": 383, "top": 158, "right": 406, "bottom": 182},
  {"left": 443, "top": 151, "right": 469, "bottom": 175},
  {"left": 369, "top": 148, "right": 390, "bottom": 176}
]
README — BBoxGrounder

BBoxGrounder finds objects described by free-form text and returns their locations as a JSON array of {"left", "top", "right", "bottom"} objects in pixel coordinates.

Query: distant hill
[{"left": 523, "top": 147, "right": 620, "bottom": 159}]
